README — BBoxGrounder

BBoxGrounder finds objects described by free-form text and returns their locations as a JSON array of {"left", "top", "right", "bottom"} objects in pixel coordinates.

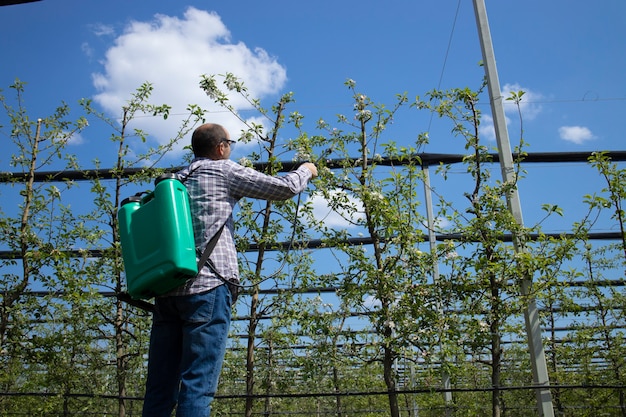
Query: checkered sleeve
[{"left": 226, "top": 162, "right": 313, "bottom": 200}]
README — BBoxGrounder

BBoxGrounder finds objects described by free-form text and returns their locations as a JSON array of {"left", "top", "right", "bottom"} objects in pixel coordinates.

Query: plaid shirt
[{"left": 166, "top": 157, "right": 313, "bottom": 296}]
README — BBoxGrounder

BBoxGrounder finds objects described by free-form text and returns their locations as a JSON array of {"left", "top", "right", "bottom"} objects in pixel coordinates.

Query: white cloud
[
  {"left": 428, "top": 216, "right": 452, "bottom": 231},
  {"left": 306, "top": 189, "right": 365, "bottom": 229},
  {"left": 66, "top": 131, "right": 85, "bottom": 146},
  {"left": 501, "top": 83, "right": 543, "bottom": 120},
  {"left": 480, "top": 83, "right": 543, "bottom": 142},
  {"left": 363, "top": 294, "right": 381, "bottom": 309},
  {"left": 81, "top": 42, "right": 94, "bottom": 60},
  {"left": 90, "top": 23, "right": 116, "bottom": 37},
  {"left": 90, "top": 7, "right": 287, "bottom": 155},
  {"left": 478, "top": 114, "right": 499, "bottom": 142},
  {"left": 558, "top": 126, "right": 596, "bottom": 145}
]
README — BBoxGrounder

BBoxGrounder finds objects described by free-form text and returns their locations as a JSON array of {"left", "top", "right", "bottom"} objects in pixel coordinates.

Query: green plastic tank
[{"left": 118, "top": 174, "right": 197, "bottom": 299}]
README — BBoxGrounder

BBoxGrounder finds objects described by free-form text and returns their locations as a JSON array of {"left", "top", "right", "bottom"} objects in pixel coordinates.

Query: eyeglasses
[{"left": 220, "top": 139, "right": 236, "bottom": 147}]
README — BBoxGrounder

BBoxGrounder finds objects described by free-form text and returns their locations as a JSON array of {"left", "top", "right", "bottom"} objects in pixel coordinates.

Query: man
[{"left": 142, "top": 123, "right": 318, "bottom": 416}]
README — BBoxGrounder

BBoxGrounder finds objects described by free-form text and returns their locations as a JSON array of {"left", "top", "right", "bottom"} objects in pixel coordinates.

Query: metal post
[
  {"left": 422, "top": 166, "right": 453, "bottom": 416},
  {"left": 472, "top": 0, "right": 555, "bottom": 415}
]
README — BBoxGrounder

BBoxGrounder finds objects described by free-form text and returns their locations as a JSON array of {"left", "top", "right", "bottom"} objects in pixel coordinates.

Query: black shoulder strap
[{"left": 197, "top": 224, "right": 224, "bottom": 272}]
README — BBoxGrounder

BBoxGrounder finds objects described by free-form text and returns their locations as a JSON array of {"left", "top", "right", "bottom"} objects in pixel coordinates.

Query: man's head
[{"left": 191, "top": 123, "right": 234, "bottom": 160}]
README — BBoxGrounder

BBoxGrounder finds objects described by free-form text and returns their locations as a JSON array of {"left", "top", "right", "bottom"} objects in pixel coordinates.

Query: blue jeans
[{"left": 142, "top": 284, "right": 232, "bottom": 417}]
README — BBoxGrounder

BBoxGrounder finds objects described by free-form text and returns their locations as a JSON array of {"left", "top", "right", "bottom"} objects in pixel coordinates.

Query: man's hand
[{"left": 301, "top": 162, "right": 318, "bottom": 178}]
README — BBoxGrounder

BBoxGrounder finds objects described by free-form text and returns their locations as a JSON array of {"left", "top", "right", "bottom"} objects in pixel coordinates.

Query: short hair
[{"left": 191, "top": 123, "right": 229, "bottom": 157}]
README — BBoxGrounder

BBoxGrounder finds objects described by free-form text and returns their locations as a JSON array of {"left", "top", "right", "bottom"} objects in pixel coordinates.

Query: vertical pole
[
  {"left": 471, "top": 1, "right": 554, "bottom": 415},
  {"left": 422, "top": 166, "right": 453, "bottom": 417},
  {"left": 410, "top": 362, "right": 419, "bottom": 417}
]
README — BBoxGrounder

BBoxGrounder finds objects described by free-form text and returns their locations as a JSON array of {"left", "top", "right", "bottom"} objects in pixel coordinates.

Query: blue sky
[{"left": 1, "top": 0, "right": 625, "bottom": 235}]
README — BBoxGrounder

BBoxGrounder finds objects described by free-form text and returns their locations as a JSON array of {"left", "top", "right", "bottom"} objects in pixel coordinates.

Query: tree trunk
[
  {"left": 245, "top": 287, "right": 259, "bottom": 417},
  {"left": 383, "top": 341, "right": 400, "bottom": 417}
]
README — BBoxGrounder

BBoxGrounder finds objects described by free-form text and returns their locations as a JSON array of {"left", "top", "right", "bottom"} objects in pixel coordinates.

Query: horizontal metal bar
[{"left": 2, "top": 151, "right": 625, "bottom": 183}]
